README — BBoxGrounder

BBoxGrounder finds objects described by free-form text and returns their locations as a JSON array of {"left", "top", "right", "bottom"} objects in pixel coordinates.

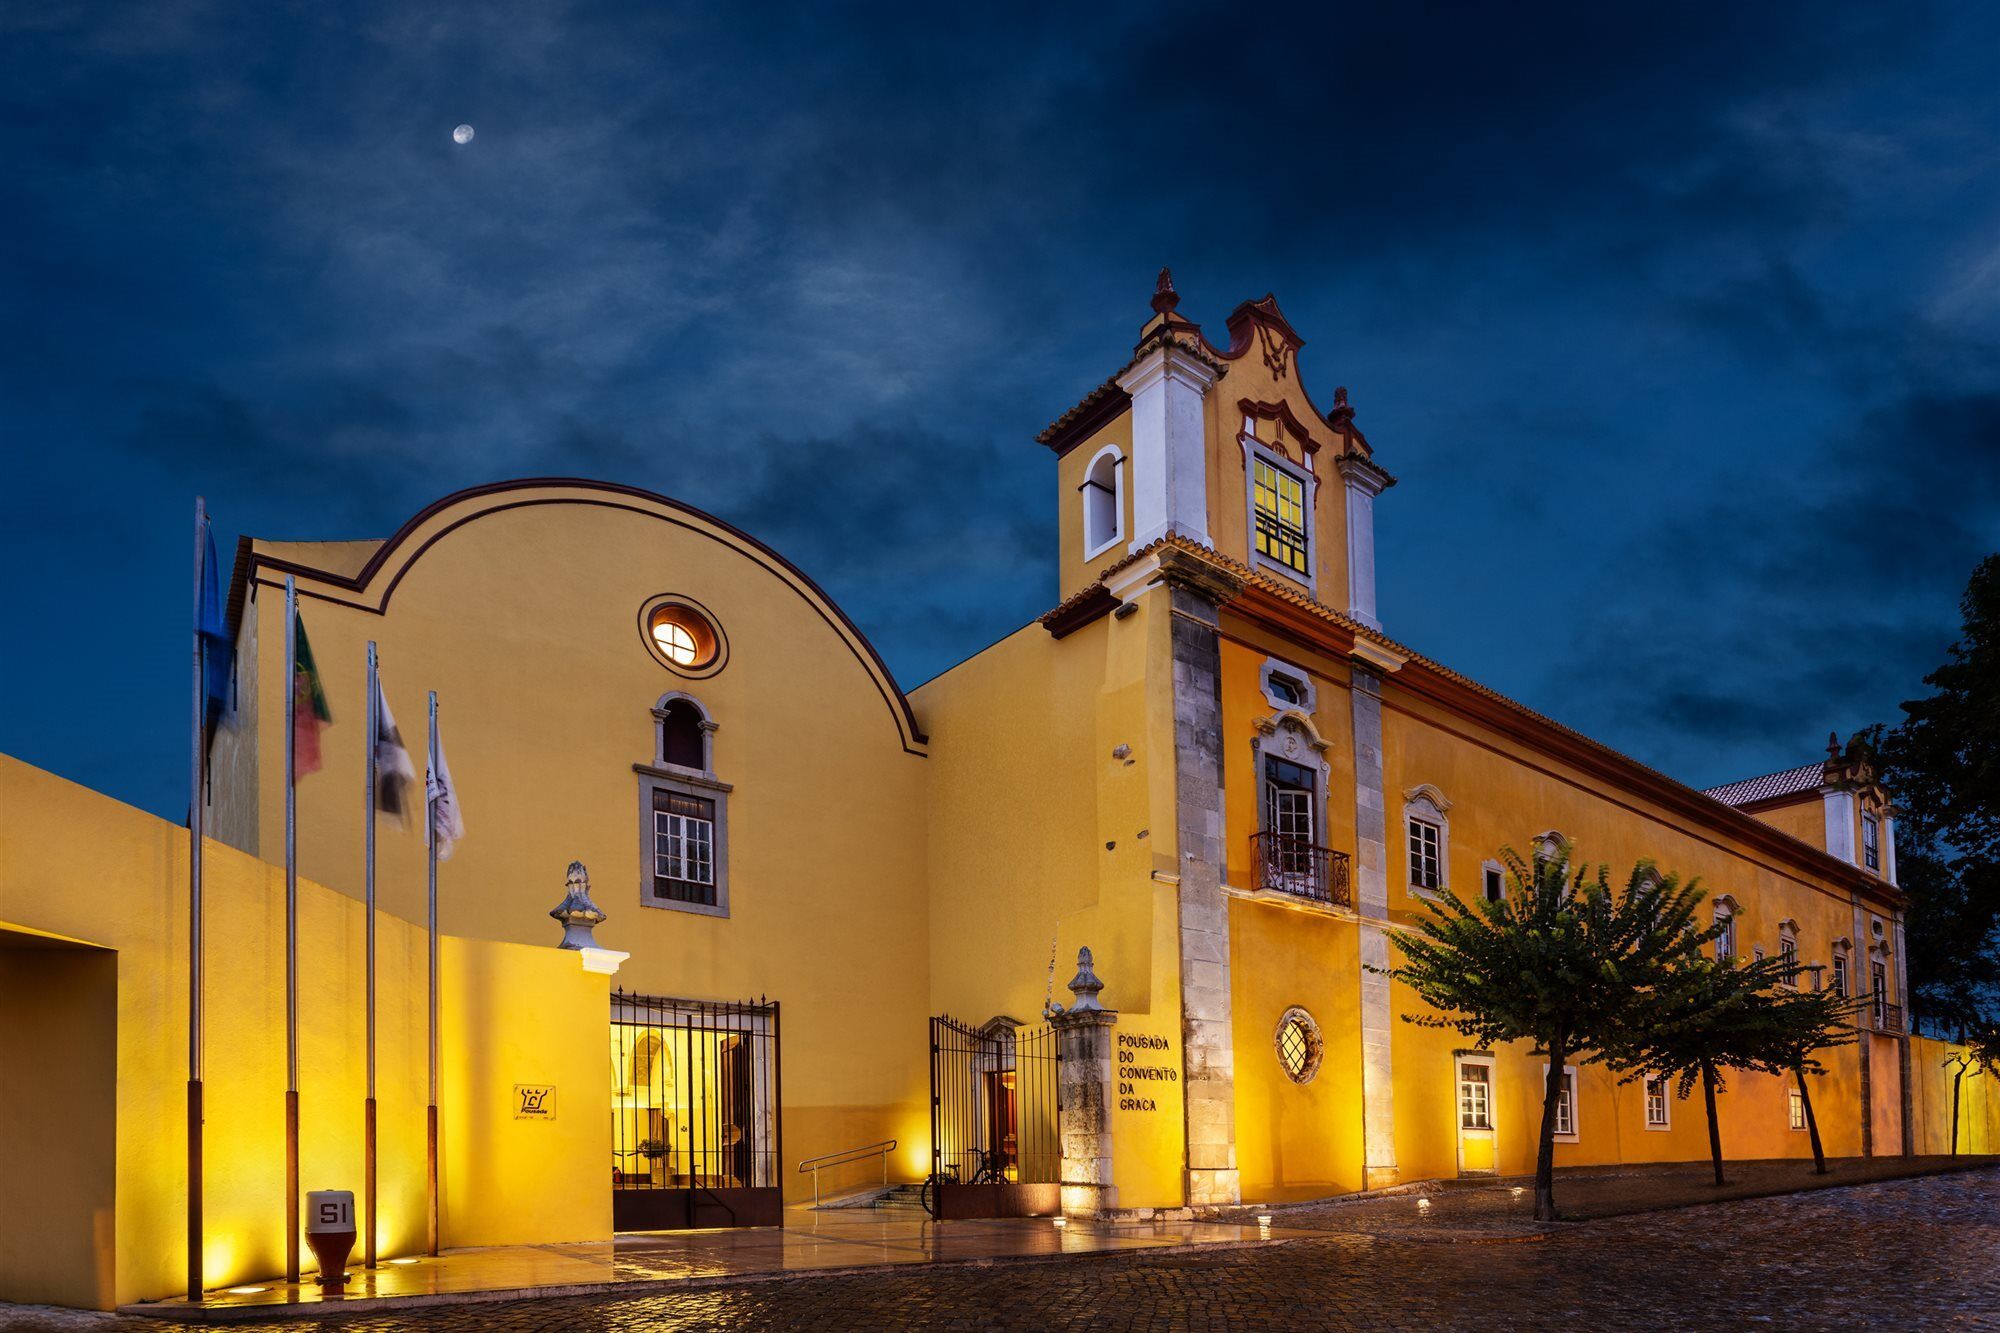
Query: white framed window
[
  {"left": 1458, "top": 1060, "right": 1492, "bottom": 1131},
  {"left": 1481, "top": 859, "right": 1506, "bottom": 905},
  {"left": 1080, "top": 445, "right": 1125, "bottom": 559},
  {"left": 1644, "top": 1076, "right": 1670, "bottom": 1130},
  {"left": 1249, "top": 450, "right": 1311, "bottom": 580},
  {"left": 1265, "top": 756, "right": 1318, "bottom": 846},
  {"left": 637, "top": 693, "right": 733, "bottom": 917},
  {"left": 1544, "top": 1065, "right": 1579, "bottom": 1140},
  {"left": 1778, "top": 923, "right": 1799, "bottom": 986},
  {"left": 1404, "top": 785, "right": 1451, "bottom": 898},
  {"left": 1409, "top": 818, "right": 1441, "bottom": 891},
  {"left": 652, "top": 792, "right": 716, "bottom": 888},
  {"left": 1714, "top": 900, "right": 1737, "bottom": 961},
  {"left": 1862, "top": 814, "right": 1881, "bottom": 871},
  {"left": 1789, "top": 1088, "right": 1806, "bottom": 1131},
  {"left": 1831, "top": 950, "right": 1849, "bottom": 998},
  {"left": 1871, "top": 958, "right": 1888, "bottom": 1025}
]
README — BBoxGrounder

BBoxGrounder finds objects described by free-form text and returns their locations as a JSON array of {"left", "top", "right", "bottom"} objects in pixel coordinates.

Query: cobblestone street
[{"left": 10, "top": 1168, "right": 1997, "bottom": 1331}]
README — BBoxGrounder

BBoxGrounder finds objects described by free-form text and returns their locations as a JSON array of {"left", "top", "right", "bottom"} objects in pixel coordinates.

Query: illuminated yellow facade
[{"left": 2, "top": 276, "right": 1995, "bottom": 1309}]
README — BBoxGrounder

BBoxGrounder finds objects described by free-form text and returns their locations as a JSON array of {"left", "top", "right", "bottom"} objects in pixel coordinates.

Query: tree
[
  {"left": 1728, "top": 981, "right": 1860, "bottom": 1176},
  {"left": 1602, "top": 952, "right": 1769, "bottom": 1186},
  {"left": 1381, "top": 843, "right": 1720, "bottom": 1221},
  {"left": 1972, "top": 1020, "right": 2000, "bottom": 1077},
  {"left": 1869, "top": 554, "right": 2000, "bottom": 1034}
]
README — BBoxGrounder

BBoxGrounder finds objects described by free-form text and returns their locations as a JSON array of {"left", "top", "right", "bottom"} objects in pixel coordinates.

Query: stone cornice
[{"left": 1335, "top": 453, "right": 1398, "bottom": 495}]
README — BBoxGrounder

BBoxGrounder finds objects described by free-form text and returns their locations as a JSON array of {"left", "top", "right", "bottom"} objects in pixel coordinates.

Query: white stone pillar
[
  {"left": 1118, "top": 344, "right": 1217, "bottom": 552},
  {"left": 1350, "top": 661, "right": 1398, "bottom": 1188},
  {"left": 1336, "top": 457, "right": 1392, "bottom": 631},
  {"left": 1882, "top": 815, "right": 1900, "bottom": 886},
  {"left": 1051, "top": 948, "right": 1119, "bottom": 1217},
  {"left": 1822, "top": 788, "right": 1857, "bottom": 864}
]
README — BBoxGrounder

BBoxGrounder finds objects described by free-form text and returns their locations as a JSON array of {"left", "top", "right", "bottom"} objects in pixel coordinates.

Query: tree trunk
[
  {"left": 1951, "top": 1068, "right": 1964, "bottom": 1156},
  {"left": 1796, "top": 1065, "right": 1826, "bottom": 1175},
  {"left": 1702, "top": 1060, "right": 1725, "bottom": 1186},
  {"left": 1534, "top": 1039, "right": 1567, "bottom": 1222}
]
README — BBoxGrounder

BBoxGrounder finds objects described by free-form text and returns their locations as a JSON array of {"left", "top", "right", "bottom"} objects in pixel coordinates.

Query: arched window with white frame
[
  {"left": 1713, "top": 895, "right": 1739, "bottom": 961},
  {"left": 1080, "top": 445, "right": 1125, "bottom": 559},
  {"left": 1404, "top": 785, "right": 1452, "bottom": 898}
]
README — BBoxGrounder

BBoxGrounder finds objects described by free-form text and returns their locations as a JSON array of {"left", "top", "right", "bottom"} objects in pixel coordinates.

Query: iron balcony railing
[
  {"left": 1875, "top": 1001, "right": 1905, "bottom": 1035},
  {"left": 1250, "top": 832, "right": 1352, "bottom": 908}
]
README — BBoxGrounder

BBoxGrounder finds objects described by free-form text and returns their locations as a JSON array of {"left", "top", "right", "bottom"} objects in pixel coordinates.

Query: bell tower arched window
[{"left": 1081, "top": 445, "right": 1125, "bottom": 559}]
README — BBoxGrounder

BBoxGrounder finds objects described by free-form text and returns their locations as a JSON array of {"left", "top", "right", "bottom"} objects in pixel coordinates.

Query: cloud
[{"left": 1537, "top": 383, "right": 2000, "bottom": 784}]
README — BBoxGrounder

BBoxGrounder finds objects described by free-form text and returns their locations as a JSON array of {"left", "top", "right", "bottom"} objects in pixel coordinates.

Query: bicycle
[{"left": 920, "top": 1148, "right": 1006, "bottom": 1217}]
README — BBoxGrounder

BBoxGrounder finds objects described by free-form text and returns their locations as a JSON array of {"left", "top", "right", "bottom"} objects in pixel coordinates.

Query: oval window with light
[
  {"left": 638, "top": 595, "right": 727, "bottom": 678},
  {"left": 1275, "top": 1006, "right": 1323, "bottom": 1084}
]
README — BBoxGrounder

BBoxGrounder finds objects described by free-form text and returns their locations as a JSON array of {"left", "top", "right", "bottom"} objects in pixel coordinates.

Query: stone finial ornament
[
  {"left": 1151, "top": 267, "right": 1180, "bottom": 315},
  {"left": 550, "top": 860, "right": 608, "bottom": 951},
  {"left": 1066, "top": 946, "right": 1106, "bottom": 1012}
]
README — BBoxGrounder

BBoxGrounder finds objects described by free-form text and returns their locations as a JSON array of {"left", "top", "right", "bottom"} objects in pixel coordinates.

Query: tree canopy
[
  {"left": 1382, "top": 843, "right": 1721, "bottom": 1219},
  {"left": 1869, "top": 553, "right": 2000, "bottom": 1033}
]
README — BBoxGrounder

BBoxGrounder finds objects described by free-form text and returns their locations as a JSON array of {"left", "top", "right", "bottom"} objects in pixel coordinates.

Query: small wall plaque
[{"left": 514, "top": 1084, "right": 557, "bottom": 1120}]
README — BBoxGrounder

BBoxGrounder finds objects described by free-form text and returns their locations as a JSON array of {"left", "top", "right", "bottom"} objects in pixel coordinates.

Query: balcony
[
  {"left": 1874, "top": 1001, "right": 1905, "bottom": 1036},
  {"left": 1250, "top": 832, "right": 1352, "bottom": 908}
]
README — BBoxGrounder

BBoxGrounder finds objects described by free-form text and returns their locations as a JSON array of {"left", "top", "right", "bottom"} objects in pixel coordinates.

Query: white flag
[
  {"left": 372, "top": 676, "right": 416, "bottom": 829},
  {"left": 427, "top": 725, "right": 466, "bottom": 861}
]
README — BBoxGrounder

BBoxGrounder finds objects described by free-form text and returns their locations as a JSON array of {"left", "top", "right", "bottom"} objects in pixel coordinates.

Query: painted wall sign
[
  {"left": 1117, "top": 1032, "right": 1178, "bottom": 1112},
  {"left": 514, "top": 1084, "right": 557, "bottom": 1120}
]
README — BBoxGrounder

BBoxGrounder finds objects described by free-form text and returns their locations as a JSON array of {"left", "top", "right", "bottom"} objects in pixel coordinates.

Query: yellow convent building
[{"left": 1, "top": 275, "right": 1990, "bottom": 1309}]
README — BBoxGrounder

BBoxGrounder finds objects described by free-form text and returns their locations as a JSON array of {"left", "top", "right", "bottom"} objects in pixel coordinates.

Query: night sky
[{"left": 5, "top": 3, "right": 1998, "bottom": 823}]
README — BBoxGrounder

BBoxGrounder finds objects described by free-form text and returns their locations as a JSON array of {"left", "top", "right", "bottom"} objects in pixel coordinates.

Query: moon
[{"left": 452, "top": 124, "right": 475, "bottom": 145}]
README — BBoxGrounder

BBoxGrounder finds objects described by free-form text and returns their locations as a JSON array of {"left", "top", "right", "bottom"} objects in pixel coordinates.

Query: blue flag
[{"left": 199, "top": 522, "right": 232, "bottom": 728}]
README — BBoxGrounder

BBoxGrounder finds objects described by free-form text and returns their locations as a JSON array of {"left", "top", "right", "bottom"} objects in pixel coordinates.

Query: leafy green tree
[
  {"left": 1972, "top": 1020, "right": 2000, "bottom": 1076},
  {"left": 1729, "top": 981, "right": 1860, "bottom": 1175},
  {"left": 1868, "top": 554, "right": 2000, "bottom": 1033},
  {"left": 1604, "top": 949, "right": 1856, "bottom": 1183},
  {"left": 1601, "top": 952, "right": 1772, "bottom": 1187},
  {"left": 1381, "top": 843, "right": 1720, "bottom": 1221}
]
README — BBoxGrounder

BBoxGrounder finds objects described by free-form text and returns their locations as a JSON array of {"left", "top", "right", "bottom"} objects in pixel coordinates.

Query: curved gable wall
[{"left": 214, "top": 481, "right": 935, "bottom": 1189}]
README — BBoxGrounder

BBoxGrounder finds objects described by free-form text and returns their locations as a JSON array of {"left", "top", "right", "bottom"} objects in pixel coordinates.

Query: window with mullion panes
[
  {"left": 653, "top": 789, "right": 717, "bottom": 903},
  {"left": 1409, "top": 818, "right": 1442, "bottom": 891},
  {"left": 1252, "top": 457, "right": 1309, "bottom": 576},
  {"left": 1458, "top": 1063, "right": 1491, "bottom": 1130}
]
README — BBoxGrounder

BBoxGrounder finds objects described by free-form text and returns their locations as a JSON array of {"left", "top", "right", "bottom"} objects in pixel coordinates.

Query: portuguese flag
[{"left": 293, "top": 612, "right": 333, "bottom": 777}]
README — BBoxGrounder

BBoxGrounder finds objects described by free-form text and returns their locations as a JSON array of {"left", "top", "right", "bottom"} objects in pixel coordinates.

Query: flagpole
[
  {"left": 425, "top": 689, "right": 440, "bottom": 1257},
  {"left": 363, "top": 641, "right": 379, "bottom": 1269},
  {"left": 187, "top": 497, "right": 207, "bottom": 1300},
  {"left": 284, "top": 575, "right": 300, "bottom": 1286}
]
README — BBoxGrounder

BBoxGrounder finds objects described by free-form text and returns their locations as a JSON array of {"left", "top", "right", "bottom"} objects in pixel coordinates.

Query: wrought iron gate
[
  {"left": 927, "top": 1015, "right": 1060, "bottom": 1219},
  {"left": 611, "top": 992, "right": 782, "bottom": 1230}
]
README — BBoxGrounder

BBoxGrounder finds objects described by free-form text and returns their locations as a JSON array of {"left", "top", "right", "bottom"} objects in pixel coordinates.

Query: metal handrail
[{"left": 797, "top": 1138, "right": 898, "bottom": 1207}]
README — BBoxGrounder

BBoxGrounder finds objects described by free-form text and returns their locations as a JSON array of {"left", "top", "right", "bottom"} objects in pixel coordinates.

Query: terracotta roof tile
[{"left": 1702, "top": 763, "right": 1826, "bottom": 807}]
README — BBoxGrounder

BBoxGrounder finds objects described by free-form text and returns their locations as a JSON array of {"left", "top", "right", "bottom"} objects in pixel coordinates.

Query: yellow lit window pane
[
  {"left": 652, "top": 620, "right": 698, "bottom": 664},
  {"left": 1251, "top": 457, "right": 1309, "bottom": 574}
]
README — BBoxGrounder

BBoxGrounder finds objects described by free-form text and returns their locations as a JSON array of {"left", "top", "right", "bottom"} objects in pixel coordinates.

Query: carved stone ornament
[
  {"left": 551, "top": 860, "right": 609, "bottom": 951},
  {"left": 1066, "top": 946, "right": 1107, "bottom": 1012}
]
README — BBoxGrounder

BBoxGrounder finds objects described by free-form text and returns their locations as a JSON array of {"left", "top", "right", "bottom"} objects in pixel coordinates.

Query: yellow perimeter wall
[
  {"left": 0, "top": 756, "right": 609, "bottom": 1309},
  {"left": 915, "top": 597, "right": 1188, "bottom": 1210}
]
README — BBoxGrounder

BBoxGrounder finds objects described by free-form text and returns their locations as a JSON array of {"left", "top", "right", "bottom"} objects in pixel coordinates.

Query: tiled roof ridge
[{"left": 1702, "top": 762, "right": 1827, "bottom": 808}]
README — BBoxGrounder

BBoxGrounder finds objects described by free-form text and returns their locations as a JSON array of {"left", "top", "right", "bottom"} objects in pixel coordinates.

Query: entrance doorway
[
  {"left": 927, "top": 1015, "right": 1059, "bottom": 1219},
  {"left": 610, "top": 992, "right": 781, "bottom": 1230},
  {"left": 1455, "top": 1052, "right": 1497, "bottom": 1176}
]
